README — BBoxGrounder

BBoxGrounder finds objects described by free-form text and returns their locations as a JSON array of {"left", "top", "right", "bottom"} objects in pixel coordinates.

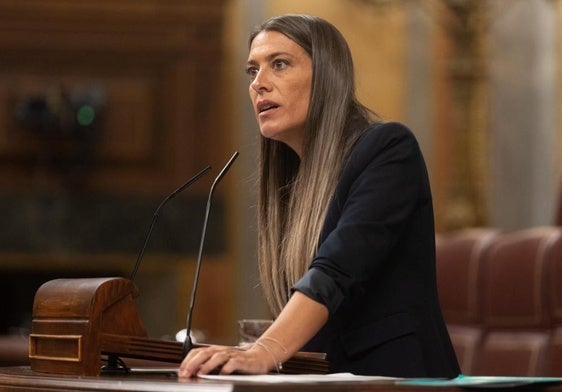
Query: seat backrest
[
  {"left": 547, "top": 330, "right": 562, "bottom": 377},
  {"left": 445, "top": 325, "right": 483, "bottom": 375},
  {"left": 435, "top": 228, "right": 499, "bottom": 374},
  {"left": 547, "top": 228, "right": 562, "bottom": 326},
  {"left": 436, "top": 229, "right": 499, "bottom": 325},
  {"left": 475, "top": 227, "right": 560, "bottom": 376},
  {"left": 545, "top": 228, "right": 562, "bottom": 376}
]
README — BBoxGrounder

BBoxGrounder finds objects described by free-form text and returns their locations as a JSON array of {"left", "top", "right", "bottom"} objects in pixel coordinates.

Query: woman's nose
[{"left": 250, "top": 70, "right": 271, "bottom": 93}]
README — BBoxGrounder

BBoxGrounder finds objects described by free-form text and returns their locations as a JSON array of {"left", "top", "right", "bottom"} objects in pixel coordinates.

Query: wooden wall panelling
[
  {"left": 0, "top": 1, "right": 236, "bottom": 344},
  {"left": 0, "top": 0, "right": 225, "bottom": 194}
]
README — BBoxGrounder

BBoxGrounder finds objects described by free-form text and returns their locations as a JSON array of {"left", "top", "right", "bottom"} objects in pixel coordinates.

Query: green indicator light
[{"left": 76, "top": 105, "right": 95, "bottom": 126}]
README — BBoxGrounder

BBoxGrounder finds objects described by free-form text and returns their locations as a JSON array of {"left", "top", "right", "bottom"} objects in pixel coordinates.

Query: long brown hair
[{"left": 251, "top": 14, "right": 374, "bottom": 316}]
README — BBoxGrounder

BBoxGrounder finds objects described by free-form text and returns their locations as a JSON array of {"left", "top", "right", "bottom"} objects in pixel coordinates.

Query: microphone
[
  {"left": 129, "top": 165, "right": 212, "bottom": 282},
  {"left": 182, "top": 151, "right": 239, "bottom": 357}
]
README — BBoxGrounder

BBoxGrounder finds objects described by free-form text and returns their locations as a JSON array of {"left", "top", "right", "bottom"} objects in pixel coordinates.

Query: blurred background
[{"left": 0, "top": 0, "right": 560, "bottom": 359}]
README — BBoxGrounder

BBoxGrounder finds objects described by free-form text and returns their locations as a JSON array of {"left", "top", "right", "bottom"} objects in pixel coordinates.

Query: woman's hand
[
  {"left": 178, "top": 292, "right": 328, "bottom": 378},
  {"left": 178, "top": 344, "right": 274, "bottom": 378}
]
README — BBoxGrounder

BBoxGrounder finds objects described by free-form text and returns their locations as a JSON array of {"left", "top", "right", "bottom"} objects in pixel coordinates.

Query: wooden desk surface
[{"left": 0, "top": 367, "right": 560, "bottom": 392}]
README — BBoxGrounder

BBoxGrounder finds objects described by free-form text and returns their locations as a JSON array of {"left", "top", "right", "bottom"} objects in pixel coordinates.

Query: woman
[{"left": 179, "top": 14, "right": 459, "bottom": 378}]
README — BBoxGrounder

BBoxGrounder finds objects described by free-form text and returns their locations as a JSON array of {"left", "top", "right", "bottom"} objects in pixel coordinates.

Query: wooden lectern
[{"left": 29, "top": 277, "right": 328, "bottom": 376}]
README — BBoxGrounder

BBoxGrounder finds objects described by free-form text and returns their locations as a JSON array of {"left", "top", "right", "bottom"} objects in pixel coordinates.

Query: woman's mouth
[{"left": 257, "top": 101, "right": 279, "bottom": 114}]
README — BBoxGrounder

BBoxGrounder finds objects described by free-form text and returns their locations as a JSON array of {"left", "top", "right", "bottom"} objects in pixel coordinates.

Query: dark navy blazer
[{"left": 292, "top": 122, "right": 460, "bottom": 377}]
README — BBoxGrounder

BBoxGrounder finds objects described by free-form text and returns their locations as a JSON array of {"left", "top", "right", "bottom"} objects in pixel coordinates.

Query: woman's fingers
[
  {"left": 196, "top": 350, "right": 231, "bottom": 375},
  {"left": 179, "top": 346, "right": 236, "bottom": 377},
  {"left": 179, "top": 347, "right": 222, "bottom": 377},
  {"left": 178, "top": 345, "right": 270, "bottom": 378}
]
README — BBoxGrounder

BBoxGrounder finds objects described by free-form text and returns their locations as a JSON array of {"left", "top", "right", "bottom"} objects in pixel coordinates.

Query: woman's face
[{"left": 247, "top": 30, "right": 313, "bottom": 156}]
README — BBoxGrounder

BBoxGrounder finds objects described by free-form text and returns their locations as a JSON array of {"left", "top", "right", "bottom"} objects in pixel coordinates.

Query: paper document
[{"left": 199, "top": 373, "right": 399, "bottom": 383}]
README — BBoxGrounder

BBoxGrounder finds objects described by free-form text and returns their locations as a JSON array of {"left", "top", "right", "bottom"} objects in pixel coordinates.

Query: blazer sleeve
[{"left": 292, "top": 122, "right": 431, "bottom": 315}]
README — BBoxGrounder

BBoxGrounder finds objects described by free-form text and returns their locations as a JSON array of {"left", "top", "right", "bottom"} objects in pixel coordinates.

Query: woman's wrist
[{"left": 249, "top": 337, "right": 288, "bottom": 373}]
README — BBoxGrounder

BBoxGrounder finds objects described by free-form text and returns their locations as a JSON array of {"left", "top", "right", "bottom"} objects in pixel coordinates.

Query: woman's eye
[
  {"left": 273, "top": 59, "right": 288, "bottom": 70},
  {"left": 246, "top": 67, "right": 258, "bottom": 80}
]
